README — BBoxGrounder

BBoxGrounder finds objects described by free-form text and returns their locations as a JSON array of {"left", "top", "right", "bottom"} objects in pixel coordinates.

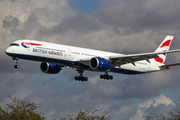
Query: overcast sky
[{"left": 1, "top": 0, "right": 180, "bottom": 119}]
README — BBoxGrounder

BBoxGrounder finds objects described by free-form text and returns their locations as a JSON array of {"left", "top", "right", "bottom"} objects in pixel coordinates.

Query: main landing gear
[
  {"left": 74, "top": 70, "right": 113, "bottom": 81},
  {"left": 75, "top": 69, "right": 88, "bottom": 82},
  {"left": 13, "top": 57, "right": 20, "bottom": 69},
  {"left": 100, "top": 72, "right": 113, "bottom": 80}
]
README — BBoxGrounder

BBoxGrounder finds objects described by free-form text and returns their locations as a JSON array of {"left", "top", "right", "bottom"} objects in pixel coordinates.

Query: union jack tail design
[{"left": 153, "top": 35, "right": 174, "bottom": 64}]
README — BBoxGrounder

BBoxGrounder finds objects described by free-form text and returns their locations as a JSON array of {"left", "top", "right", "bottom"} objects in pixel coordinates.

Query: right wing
[
  {"left": 75, "top": 49, "right": 180, "bottom": 68},
  {"left": 110, "top": 49, "right": 180, "bottom": 66}
]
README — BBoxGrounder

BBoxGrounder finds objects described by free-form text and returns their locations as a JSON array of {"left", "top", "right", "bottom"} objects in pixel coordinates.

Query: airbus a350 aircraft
[{"left": 5, "top": 35, "right": 180, "bottom": 81}]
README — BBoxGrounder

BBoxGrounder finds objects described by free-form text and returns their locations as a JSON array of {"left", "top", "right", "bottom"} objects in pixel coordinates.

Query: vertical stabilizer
[{"left": 153, "top": 35, "right": 174, "bottom": 64}]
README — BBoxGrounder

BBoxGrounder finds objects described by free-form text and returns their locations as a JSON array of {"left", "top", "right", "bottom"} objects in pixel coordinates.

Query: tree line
[{"left": 0, "top": 96, "right": 180, "bottom": 120}]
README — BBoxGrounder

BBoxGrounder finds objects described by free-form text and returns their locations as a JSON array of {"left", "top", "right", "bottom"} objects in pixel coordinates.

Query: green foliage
[
  {"left": 0, "top": 96, "right": 112, "bottom": 120},
  {"left": 0, "top": 96, "right": 46, "bottom": 120},
  {"left": 57, "top": 108, "right": 112, "bottom": 120}
]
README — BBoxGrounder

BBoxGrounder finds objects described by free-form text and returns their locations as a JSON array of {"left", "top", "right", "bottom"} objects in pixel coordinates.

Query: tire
[
  {"left": 85, "top": 77, "right": 88, "bottom": 81},
  {"left": 75, "top": 76, "right": 78, "bottom": 80},
  {"left": 14, "top": 65, "right": 19, "bottom": 69},
  {"left": 110, "top": 75, "right": 113, "bottom": 80},
  {"left": 100, "top": 75, "right": 104, "bottom": 79}
]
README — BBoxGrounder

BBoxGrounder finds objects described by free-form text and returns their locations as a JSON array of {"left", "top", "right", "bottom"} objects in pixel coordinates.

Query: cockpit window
[{"left": 9, "top": 43, "right": 19, "bottom": 46}]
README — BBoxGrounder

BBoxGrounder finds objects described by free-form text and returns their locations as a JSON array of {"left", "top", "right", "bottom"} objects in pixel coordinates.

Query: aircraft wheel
[
  {"left": 104, "top": 75, "right": 108, "bottom": 79},
  {"left": 100, "top": 75, "right": 104, "bottom": 79},
  {"left": 106, "top": 75, "right": 110, "bottom": 80},
  {"left": 110, "top": 75, "right": 113, "bottom": 80},
  {"left": 78, "top": 76, "right": 82, "bottom": 81},
  {"left": 81, "top": 77, "right": 85, "bottom": 82},
  {"left": 14, "top": 64, "right": 20, "bottom": 69},
  {"left": 75, "top": 76, "right": 78, "bottom": 80},
  {"left": 100, "top": 74, "right": 113, "bottom": 80},
  {"left": 75, "top": 76, "right": 88, "bottom": 82},
  {"left": 85, "top": 77, "right": 88, "bottom": 81}
]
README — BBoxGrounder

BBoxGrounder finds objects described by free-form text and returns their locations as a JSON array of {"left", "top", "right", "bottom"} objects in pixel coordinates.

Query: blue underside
[{"left": 6, "top": 53, "right": 143, "bottom": 75}]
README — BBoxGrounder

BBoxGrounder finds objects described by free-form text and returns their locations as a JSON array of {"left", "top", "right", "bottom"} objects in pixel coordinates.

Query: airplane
[{"left": 5, "top": 35, "right": 180, "bottom": 82}]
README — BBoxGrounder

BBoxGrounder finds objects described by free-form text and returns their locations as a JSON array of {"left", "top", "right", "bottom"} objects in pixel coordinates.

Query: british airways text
[{"left": 33, "top": 48, "right": 63, "bottom": 56}]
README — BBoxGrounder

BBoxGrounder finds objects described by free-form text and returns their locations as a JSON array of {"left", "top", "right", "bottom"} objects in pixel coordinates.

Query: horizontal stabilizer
[{"left": 159, "top": 63, "right": 180, "bottom": 69}]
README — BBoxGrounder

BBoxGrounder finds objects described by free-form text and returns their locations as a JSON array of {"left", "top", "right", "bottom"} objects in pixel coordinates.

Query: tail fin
[{"left": 153, "top": 35, "right": 174, "bottom": 64}]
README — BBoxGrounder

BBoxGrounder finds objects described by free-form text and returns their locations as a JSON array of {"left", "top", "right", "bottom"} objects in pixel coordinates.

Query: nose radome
[
  {"left": 5, "top": 47, "right": 9, "bottom": 54},
  {"left": 5, "top": 47, "right": 13, "bottom": 54}
]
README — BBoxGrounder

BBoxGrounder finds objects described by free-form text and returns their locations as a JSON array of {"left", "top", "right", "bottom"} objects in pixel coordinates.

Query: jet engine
[
  {"left": 40, "top": 62, "right": 62, "bottom": 74},
  {"left": 90, "top": 57, "right": 111, "bottom": 70}
]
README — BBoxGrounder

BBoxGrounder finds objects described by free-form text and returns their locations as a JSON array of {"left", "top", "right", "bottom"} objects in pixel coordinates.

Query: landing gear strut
[
  {"left": 13, "top": 57, "right": 20, "bottom": 69},
  {"left": 75, "top": 69, "right": 88, "bottom": 82},
  {"left": 100, "top": 72, "right": 113, "bottom": 80}
]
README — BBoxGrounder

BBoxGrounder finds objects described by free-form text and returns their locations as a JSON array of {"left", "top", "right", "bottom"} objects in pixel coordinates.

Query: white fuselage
[{"left": 5, "top": 40, "right": 161, "bottom": 74}]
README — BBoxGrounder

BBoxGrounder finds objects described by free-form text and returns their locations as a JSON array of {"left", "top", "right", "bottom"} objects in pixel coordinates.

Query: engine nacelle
[
  {"left": 40, "top": 62, "right": 62, "bottom": 74},
  {"left": 90, "top": 57, "right": 111, "bottom": 70}
]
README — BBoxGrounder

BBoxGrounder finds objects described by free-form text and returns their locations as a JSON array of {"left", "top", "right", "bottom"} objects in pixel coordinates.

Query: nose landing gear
[{"left": 13, "top": 57, "right": 20, "bottom": 69}]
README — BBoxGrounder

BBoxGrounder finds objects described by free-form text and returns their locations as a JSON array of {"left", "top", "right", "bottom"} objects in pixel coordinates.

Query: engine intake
[
  {"left": 40, "top": 62, "right": 62, "bottom": 74},
  {"left": 90, "top": 57, "right": 111, "bottom": 70}
]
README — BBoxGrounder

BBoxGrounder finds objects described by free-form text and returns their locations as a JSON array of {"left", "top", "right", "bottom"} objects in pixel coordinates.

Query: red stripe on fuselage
[
  {"left": 160, "top": 40, "right": 172, "bottom": 48},
  {"left": 21, "top": 42, "right": 42, "bottom": 46}
]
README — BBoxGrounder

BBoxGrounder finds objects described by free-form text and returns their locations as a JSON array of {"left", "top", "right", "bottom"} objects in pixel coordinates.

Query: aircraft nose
[{"left": 5, "top": 47, "right": 13, "bottom": 54}]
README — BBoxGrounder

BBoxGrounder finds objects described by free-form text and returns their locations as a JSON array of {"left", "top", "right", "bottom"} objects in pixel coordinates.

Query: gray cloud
[
  {"left": 52, "top": 13, "right": 102, "bottom": 34},
  {"left": 95, "top": 0, "right": 180, "bottom": 32},
  {"left": 2, "top": 16, "right": 19, "bottom": 30},
  {"left": 1, "top": 0, "right": 180, "bottom": 120}
]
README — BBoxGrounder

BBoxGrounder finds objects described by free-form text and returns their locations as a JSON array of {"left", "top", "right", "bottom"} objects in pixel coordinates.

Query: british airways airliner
[{"left": 5, "top": 36, "right": 180, "bottom": 81}]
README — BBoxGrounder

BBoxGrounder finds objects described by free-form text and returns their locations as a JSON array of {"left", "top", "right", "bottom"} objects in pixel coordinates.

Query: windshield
[{"left": 9, "top": 43, "right": 19, "bottom": 46}]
